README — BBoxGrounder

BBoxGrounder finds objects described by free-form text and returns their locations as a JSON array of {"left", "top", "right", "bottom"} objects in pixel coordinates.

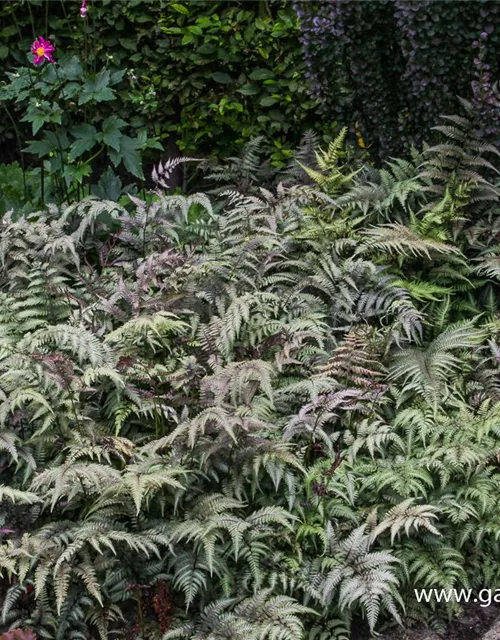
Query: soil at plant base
[{"left": 354, "top": 603, "right": 500, "bottom": 640}]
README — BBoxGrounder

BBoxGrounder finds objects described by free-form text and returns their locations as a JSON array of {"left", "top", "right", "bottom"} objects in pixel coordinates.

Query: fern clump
[{"left": 1, "top": 107, "right": 500, "bottom": 638}]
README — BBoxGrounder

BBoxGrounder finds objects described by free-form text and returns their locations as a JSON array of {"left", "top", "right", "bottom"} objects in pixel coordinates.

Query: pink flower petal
[{"left": 30, "top": 36, "right": 55, "bottom": 65}]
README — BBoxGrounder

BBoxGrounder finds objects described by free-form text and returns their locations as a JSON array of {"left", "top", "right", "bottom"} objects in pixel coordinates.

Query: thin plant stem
[
  {"left": 58, "top": 0, "right": 69, "bottom": 23},
  {"left": 69, "top": 391, "right": 83, "bottom": 432},
  {"left": 26, "top": 0, "right": 36, "bottom": 40},
  {"left": 26, "top": 62, "right": 70, "bottom": 203},
  {"left": 87, "top": 144, "right": 105, "bottom": 164},
  {"left": 52, "top": 63, "right": 66, "bottom": 100},
  {"left": 83, "top": 9, "right": 89, "bottom": 75},
  {"left": 41, "top": 159, "right": 45, "bottom": 205},
  {"left": 84, "top": 145, "right": 105, "bottom": 195},
  {"left": 10, "top": 2, "right": 33, "bottom": 171},
  {"left": 11, "top": 7, "right": 30, "bottom": 70},
  {"left": 1, "top": 102, "right": 27, "bottom": 199},
  {"left": 137, "top": 594, "right": 145, "bottom": 634},
  {"left": 262, "top": 0, "right": 272, "bottom": 19},
  {"left": 58, "top": 0, "right": 78, "bottom": 62},
  {"left": 47, "top": 122, "right": 70, "bottom": 203}
]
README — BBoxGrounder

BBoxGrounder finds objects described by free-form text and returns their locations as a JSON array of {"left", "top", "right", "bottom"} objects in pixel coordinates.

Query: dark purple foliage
[
  {"left": 471, "top": 31, "right": 500, "bottom": 141},
  {"left": 0, "top": 630, "right": 37, "bottom": 640},
  {"left": 294, "top": 0, "right": 500, "bottom": 155}
]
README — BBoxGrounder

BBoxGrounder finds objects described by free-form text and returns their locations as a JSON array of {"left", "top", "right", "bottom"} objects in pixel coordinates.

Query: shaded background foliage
[
  {"left": 3, "top": 0, "right": 500, "bottom": 172},
  {"left": 297, "top": 0, "right": 500, "bottom": 158},
  {"left": 0, "top": 0, "right": 321, "bottom": 170},
  {"left": 2, "top": 1, "right": 500, "bottom": 197}
]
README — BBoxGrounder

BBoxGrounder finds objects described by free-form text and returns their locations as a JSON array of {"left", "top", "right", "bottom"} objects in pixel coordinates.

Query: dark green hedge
[{"left": 0, "top": 0, "right": 328, "bottom": 167}]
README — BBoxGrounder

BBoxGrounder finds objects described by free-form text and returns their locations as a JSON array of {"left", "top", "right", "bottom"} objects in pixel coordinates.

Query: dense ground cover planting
[
  {"left": 1, "top": 105, "right": 500, "bottom": 638},
  {"left": 2, "top": 1, "right": 500, "bottom": 639}
]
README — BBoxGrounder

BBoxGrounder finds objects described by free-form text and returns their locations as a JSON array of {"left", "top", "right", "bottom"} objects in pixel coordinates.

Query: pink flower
[
  {"left": 30, "top": 36, "right": 55, "bottom": 65},
  {"left": 80, "top": 0, "right": 88, "bottom": 18}
]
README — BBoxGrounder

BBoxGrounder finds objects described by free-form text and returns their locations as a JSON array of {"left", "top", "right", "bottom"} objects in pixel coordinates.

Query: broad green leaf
[
  {"left": 260, "top": 96, "right": 279, "bottom": 107},
  {"left": 238, "top": 83, "right": 260, "bottom": 96},
  {"left": 249, "top": 68, "right": 275, "bottom": 81},
  {"left": 145, "top": 137, "right": 164, "bottom": 151},
  {"left": 211, "top": 72, "right": 233, "bottom": 84},
  {"left": 110, "top": 70, "right": 126, "bottom": 86},
  {"left": 100, "top": 116, "right": 127, "bottom": 152},
  {"left": 119, "top": 38, "right": 137, "bottom": 51},
  {"left": 78, "top": 70, "right": 115, "bottom": 105},
  {"left": 110, "top": 135, "right": 144, "bottom": 179},
  {"left": 22, "top": 101, "right": 62, "bottom": 135},
  {"left": 69, "top": 124, "right": 98, "bottom": 160},
  {"left": 23, "top": 138, "right": 55, "bottom": 156},
  {"left": 59, "top": 55, "right": 84, "bottom": 81},
  {"left": 197, "top": 43, "right": 216, "bottom": 54},
  {"left": 93, "top": 167, "right": 123, "bottom": 200},
  {"left": 63, "top": 161, "right": 92, "bottom": 185},
  {"left": 61, "top": 82, "right": 80, "bottom": 99},
  {"left": 1, "top": 25, "right": 16, "bottom": 37},
  {"left": 170, "top": 3, "right": 190, "bottom": 15},
  {"left": 120, "top": 136, "right": 143, "bottom": 178}
]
